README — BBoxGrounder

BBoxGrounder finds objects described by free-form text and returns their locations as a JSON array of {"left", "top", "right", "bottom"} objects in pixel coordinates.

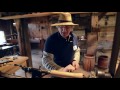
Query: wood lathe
[{"left": 1, "top": 63, "right": 84, "bottom": 78}]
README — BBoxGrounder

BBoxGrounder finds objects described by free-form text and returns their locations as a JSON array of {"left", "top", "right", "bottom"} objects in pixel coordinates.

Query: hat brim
[{"left": 51, "top": 22, "right": 78, "bottom": 26}]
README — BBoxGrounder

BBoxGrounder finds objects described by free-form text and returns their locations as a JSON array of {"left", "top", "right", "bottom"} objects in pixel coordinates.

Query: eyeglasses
[{"left": 58, "top": 26, "right": 74, "bottom": 29}]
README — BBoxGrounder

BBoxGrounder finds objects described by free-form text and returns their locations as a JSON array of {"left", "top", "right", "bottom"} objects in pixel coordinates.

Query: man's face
[{"left": 57, "top": 25, "right": 74, "bottom": 38}]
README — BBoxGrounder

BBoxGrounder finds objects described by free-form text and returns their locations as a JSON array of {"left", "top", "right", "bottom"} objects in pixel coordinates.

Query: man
[{"left": 42, "top": 12, "right": 80, "bottom": 72}]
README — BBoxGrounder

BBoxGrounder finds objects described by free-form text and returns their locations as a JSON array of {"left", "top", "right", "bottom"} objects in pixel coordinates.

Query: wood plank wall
[{"left": 28, "top": 17, "right": 51, "bottom": 40}]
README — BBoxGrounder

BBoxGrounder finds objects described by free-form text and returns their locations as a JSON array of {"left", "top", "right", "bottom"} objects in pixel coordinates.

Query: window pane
[{"left": 0, "top": 31, "right": 6, "bottom": 44}]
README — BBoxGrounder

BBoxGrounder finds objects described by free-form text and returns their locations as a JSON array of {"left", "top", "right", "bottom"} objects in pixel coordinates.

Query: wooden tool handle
[{"left": 50, "top": 70, "right": 84, "bottom": 78}]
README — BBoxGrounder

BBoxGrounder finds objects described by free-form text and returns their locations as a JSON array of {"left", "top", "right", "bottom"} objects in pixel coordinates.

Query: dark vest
[{"left": 44, "top": 32, "right": 78, "bottom": 67}]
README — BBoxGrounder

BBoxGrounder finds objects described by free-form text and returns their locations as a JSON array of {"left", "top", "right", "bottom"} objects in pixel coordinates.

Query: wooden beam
[
  {"left": 0, "top": 12, "right": 97, "bottom": 20},
  {"left": 14, "top": 19, "right": 21, "bottom": 31},
  {"left": 109, "top": 12, "right": 120, "bottom": 77},
  {"left": 9, "top": 20, "right": 14, "bottom": 39},
  {"left": 1, "top": 12, "right": 115, "bottom": 21},
  {"left": 106, "top": 12, "right": 117, "bottom": 16},
  {"left": 98, "top": 12, "right": 107, "bottom": 21},
  {"left": 114, "top": 62, "right": 120, "bottom": 78},
  {"left": 14, "top": 19, "right": 24, "bottom": 56},
  {"left": 70, "top": 12, "right": 95, "bottom": 14},
  {"left": 91, "top": 13, "right": 98, "bottom": 29},
  {"left": 0, "top": 12, "right": 64, "bottom": 20},
  {"left": 21, "top": 19, "right": 33, "bottom": 67}
]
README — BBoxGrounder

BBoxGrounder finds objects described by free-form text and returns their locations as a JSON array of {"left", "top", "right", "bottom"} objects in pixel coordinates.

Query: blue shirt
[{"left": 44, "top": 32, "right": 78, "bottom": 67}]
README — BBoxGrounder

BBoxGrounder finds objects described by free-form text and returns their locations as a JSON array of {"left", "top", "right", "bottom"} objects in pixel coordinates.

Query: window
[{"left": 0, "top": 31, "right": 6, "bottom": 44}]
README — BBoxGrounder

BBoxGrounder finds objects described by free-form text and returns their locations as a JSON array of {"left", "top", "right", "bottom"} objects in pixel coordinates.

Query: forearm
[
  {"left": 73, "top": 47, "right": 80, "bottom": 62},
  {"left": 42, "top": 51, "right": 62, "bottom": 70}
]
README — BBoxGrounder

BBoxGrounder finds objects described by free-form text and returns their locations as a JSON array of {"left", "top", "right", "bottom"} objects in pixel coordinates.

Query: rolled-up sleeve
[
  {"left": 73, "top": 47, "right": 80, "bottom": 62},
  {"left": 42, "top": 51, "right": 62, "bottom": 70},
  {"left": 42, "top": 36, "right": 62, "bottom": 70}
]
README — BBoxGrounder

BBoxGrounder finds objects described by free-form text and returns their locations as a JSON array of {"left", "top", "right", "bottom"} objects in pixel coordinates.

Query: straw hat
[{"left": 51, "top": 12, "right": 78, "bottom": 26}]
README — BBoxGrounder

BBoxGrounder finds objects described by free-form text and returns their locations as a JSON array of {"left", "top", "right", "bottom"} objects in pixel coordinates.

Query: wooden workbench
[{"left": 0, "top": 56, "right": 28, "bottom": 76}]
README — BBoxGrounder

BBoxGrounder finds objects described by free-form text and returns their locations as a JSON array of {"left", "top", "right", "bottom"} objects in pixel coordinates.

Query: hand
[
  {"left": 64, "top": 64, "right": 76, "bottom": 72},
  {"left": 72, "top": 60, "right": 80, "bottom": 70},
  {"left": 59, "top": 64, "right": 75, "bottom": 72},
  {"left": 57, "top": 66, "right": 75, "bottom": 78}
]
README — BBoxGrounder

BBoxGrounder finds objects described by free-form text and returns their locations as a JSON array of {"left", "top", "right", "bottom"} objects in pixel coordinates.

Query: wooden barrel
[
  {"left": 98, "top": 55, "right": 109, "bottom": 69},
  {"left": 83, "top": 54, "right": 95, "bottom": 71}
]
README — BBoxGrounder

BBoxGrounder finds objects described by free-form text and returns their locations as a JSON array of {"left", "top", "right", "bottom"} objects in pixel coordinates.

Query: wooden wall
[
  {"left": 98, "top": 15, "right": 116, "bottom": 50},
  {"left": 28, "top": 17, "right": 51, "bottom": 40},
  {"left": 0, "top": 14, "right": 116, "bottom": 47}
]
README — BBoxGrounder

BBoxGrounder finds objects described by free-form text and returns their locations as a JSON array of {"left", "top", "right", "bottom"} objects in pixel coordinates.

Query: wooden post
[
  {"left": 114, "top": 62, "right": 120, "bottom": 78},
  {"left": 9, "top": 20, "right": 14, "bottom": 39},
  {"left": 14, "top": 19, "right": 33, "bottom": 67},
  {"left": 98, "top": 12, "right": 107, "bottom": 21},
  {"left": 85, "top": 14, "right": 92, "bottom": 38},
  {"left": 109, "top": 12, "right": 120, "bottom": 77},
  {"left": 14, "top": 19, "right": 24, "bottom": 55},
  {"left": 21, "top": 18, "right": 33, "bottom": 67},
  {"left": 91, "top": 13, "right": 98, "bottom": 29}
]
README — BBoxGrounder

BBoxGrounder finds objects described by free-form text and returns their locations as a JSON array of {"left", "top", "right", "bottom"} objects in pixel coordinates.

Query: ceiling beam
[
  {"left": 0, "top": 12, "right": 97, "bottom": 20},
  {"left": 98, "top": 12, "right": 107, "bottom": 21},
  {"left": 0, "top": 12, "right": 63, "bottom": 20},
  {"left": 0, "top": 12, "right": 116, "bottom": 20},
  {"left": 70, "top": 12, "right": 96, "bottom": 14}
]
